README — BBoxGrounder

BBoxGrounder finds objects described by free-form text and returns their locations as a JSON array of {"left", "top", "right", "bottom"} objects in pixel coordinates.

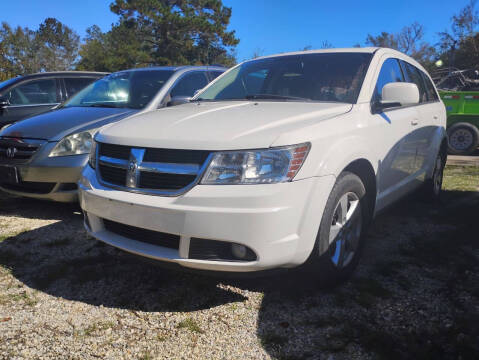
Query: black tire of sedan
[
  {"left": 306, "top": 172, "right": 369, "bottom": 287},
  {"left": 447, "top": 122, "right": 479, "bottom": 155}
]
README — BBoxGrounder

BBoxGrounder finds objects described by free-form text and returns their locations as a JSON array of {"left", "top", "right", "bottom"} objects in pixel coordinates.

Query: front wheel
[{"left": 306, "top": 172, "right": 369, "bottom": 286}]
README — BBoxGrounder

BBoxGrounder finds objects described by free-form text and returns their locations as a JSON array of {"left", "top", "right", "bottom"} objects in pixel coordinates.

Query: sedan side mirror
[
  {"left": 375, "top": 83, "right": 420, "bottom": 112},
  {"left": 167, "top": 96, "right": 191, "bottom": 107},
  {"left": 0, "top": 97, "right": 10, "bottom": 109}
]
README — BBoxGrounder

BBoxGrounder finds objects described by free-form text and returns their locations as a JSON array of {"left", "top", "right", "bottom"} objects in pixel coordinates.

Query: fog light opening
[{"left": 231, "top": 244, "right": 247, "bottom": 260}]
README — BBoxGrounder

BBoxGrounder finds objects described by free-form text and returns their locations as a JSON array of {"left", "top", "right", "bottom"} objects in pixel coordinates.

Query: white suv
[{"left": 79, "top": 48, "right": 447, "bottom": 283}]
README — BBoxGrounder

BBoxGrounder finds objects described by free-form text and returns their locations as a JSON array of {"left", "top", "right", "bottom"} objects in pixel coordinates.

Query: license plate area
[{"left": 0, "top": 166, "right": 19, "bottom": 184}]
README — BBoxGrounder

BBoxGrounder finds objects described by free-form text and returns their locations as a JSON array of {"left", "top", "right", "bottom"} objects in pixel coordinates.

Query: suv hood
[
  {"left": 0, "top": 107, "right": 137, "bottom": 141},
  {"left": 97, "top": 101, "right": 352, "bottom": 150}
]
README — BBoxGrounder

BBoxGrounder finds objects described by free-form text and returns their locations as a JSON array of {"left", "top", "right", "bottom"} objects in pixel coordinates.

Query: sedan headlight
[
  {"left": 201, "top": 143, "right": 310, "bottom": 185},
  {"left": 49, "top": 129, "right": 98, "bottom": 157}
]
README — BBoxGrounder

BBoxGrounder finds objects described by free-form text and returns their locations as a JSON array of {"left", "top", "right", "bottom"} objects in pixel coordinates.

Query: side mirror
[
  {"left": 167, "top": 96, "right": 191, "bottom": 107},
  {"left": 0, "top": 97, "right": 10, "bottom": 109},
  {"left": 375, "top": 83, "right": 419, "bottom": 112}
]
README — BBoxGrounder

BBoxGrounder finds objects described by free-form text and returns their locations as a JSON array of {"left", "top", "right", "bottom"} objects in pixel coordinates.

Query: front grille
[
  {"left": 99, "top": 164, "right": 127, "bottom": 186},
  {"left": 97, "top": 143, "right": 211, "bottom": 195},
  {"left": 138, "top": 172, "right": 196, "bottom": 190},
  {"left": 103, "top": 219, "right": 180, "bottom": 249},
  {"left": 99, "top": 143, "right": 130, "bottom": 160},
  {"left": 1, "top": 181, "right": 55, "bottom": 194},
  {"left": 0, "top": 138, "right": 44, "bottom": 164}
]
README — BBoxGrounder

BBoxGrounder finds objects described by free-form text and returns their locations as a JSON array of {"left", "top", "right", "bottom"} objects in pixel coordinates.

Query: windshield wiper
[{"left": 245, "top": 94, "right": 311, "bottom": 101}]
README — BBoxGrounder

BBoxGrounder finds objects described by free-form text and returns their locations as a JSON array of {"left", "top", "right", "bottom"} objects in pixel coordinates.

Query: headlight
[
  {"left": 49, "top": 129, "right": 98, "bottom": 157},
  {"left": 201, "top": 143, "right": 310, "bottom": 185},
  {"left": 88, "top": 140, "right": 97, "bottom": 169}
]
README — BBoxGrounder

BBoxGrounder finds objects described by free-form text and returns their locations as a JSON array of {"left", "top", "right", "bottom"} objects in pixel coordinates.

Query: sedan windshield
[
  {"left": 197, "top": 53, "right": 372, "bottom": 104},
  {"left": 63, "top": 70, "right": 174, "bottom": 109}
]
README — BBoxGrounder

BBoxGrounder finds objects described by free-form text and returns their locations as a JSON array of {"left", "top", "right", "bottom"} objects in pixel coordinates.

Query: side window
[
  {"left": 421, "top": 72, "right": 439, "bottom": 102},
  {"left": 400, "top": 61, "right": 428, "bottom": 103},
  {"left": 170, "top": 72, "right": 209, "bottom": 97},
  {"left": 64, "top": 78, "right": 97, "bottom": 98},
  {"left": 208, "top": 71, "right": 224, "bottom": 81},
  {"left": 6, "top": 79, "right": 57, "bottom": 105},
  {"left": 374, "top": 58, "right": 404, "bottom": 102}
]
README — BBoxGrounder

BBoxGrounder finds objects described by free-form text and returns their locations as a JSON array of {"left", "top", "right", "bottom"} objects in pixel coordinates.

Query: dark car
[{"left": 0, "top": 71, "right": 108, "bottom": 127}]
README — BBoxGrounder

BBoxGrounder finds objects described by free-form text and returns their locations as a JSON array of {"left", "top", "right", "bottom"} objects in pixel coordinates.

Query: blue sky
[{"left": 1, "top": 0, "right": 472, "bottom": 62}]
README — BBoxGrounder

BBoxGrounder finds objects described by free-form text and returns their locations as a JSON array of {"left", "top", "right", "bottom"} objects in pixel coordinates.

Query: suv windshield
[
  {"left": 63, "top": 70, "right": 174, "bottom": 109},
  {"left": 197, "top": 53, "right": 372, "bottom": 104}
]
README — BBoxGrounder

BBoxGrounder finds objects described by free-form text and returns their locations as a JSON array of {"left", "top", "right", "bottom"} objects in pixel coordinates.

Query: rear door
[
  {"left": 400, "top": 61, "right": 439, "bottom": 176},
  {"left": 0, "top": 77, "right": 60, "bottom": 127},
  {"left": 372, "top": 58, "right": 420, "bottom": 209}
]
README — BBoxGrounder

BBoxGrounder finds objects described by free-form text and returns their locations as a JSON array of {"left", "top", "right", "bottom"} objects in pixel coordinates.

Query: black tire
[
  {"left": 421, "top": 149, "right": 446, "bottom": 203},
  {"left": 447, "top": 122, "right": 479, "bottom": 155},
  {"left": 304, "top": 172, "right": 369, "bottom": 287}
]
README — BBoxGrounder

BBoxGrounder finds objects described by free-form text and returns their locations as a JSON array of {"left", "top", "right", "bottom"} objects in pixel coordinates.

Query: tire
[
  {"left": 304, "top": 172, "right": 369, "bottom": 287},
  {"left": 421, "top": 150, "right": 446, "bottom": 203},
  {"left": 447, "top": 122, "right": 479, "bottom": 155}
]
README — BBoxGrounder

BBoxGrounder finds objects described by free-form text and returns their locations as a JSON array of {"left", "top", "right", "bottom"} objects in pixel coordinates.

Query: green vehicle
[
  {"left": 440, "top": 91, "right": 479, "bottom": 155},
  {"left": 434, "top": 68, "right": 479, "bottom": 155}
]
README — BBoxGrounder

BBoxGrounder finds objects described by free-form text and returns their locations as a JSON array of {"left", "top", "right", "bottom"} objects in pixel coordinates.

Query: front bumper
[
  {"left": 79, "top": 165, "right": 335, "bottom": 272},
  {"left": 0, "top": 142, "right": 87, "bottom": 202}
]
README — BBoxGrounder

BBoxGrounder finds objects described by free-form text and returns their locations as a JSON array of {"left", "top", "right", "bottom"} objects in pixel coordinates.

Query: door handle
[{"left": 411, "top": 119, "right": 419, "bottom": 126}]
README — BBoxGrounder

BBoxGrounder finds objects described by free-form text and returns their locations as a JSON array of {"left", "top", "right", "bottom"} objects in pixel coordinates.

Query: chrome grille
[
  {"left": 97, "top": 143, "right": 212, "bottom": 196},
  {"left": 0, "top": 137, "right": 45, "bottom": 164}
]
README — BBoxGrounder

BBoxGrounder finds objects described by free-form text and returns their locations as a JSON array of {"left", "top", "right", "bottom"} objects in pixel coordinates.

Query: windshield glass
[
  {"left": 63, "top": 70, "right": 174, "bottom": 109},
  {"left": 197, "top": 53, "right": 372, "bottom": 103}
]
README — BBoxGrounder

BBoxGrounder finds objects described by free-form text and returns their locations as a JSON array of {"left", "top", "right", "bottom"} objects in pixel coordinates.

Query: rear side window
[
  {"left": 6, "top": 79, "right": 57, "bottom": 105},
  {"left": 374, "top": 58, "right": 404, "bottom": 102},
  {"left": 171, "top": 72, "right": 209, "bottom": 97},
  {"left": 421, "top": 72, "right": 439, "bottom": 102},
  {"left": 401, "top": 61, "right": 428, "bottom": 103},
  {"left": 64, "top": 77, "right": 97, "bottom": 98}
]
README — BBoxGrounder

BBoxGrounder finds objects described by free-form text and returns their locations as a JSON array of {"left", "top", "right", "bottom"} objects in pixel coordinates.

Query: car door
[
  {"left": 0, "top": 77, "right": 60, "bottom": 127},
  {"left": 400, "top": 61, "right": 437, "bottom": 176},
  {"left": 372, "top": 57, "right": 421, "bottom": 209}
]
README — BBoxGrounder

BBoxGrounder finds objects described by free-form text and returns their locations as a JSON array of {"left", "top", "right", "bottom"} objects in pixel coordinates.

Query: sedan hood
[
  {"left": 0, "top": 107, "right": 137, "bottom": 141},
  {"left": 98, "top": 101, "right": 352, "bottom": 150}
]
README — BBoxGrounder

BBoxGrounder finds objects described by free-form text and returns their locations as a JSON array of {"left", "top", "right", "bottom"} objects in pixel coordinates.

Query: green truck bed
[{"left": 439, "top": 91, "right": 479, "bottom": 155}]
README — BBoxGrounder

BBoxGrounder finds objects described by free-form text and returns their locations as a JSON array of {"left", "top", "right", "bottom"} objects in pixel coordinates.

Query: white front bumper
[{"left": 79, "top": 166, "right": 335, "bottom": 272}]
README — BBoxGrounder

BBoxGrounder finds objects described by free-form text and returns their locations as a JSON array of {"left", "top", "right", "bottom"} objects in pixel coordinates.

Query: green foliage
[
  {"left": 0, "top": 18, "right": 80, "bottom": 80},
  {"left": 77, "top": 0, "right": 239, "bottom": 71}
]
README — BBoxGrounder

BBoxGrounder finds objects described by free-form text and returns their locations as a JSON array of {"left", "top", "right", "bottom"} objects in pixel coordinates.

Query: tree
[
  {"left": 110, "top": 0, "right": 239, "bottom": 66},
  {"left": 36, "top": 18, "right": 80, "bottom": 71},
  {"left": 0, "top": 18, "right": 80, "bottom": 80},
  {"left": 366, "top": 22, "right": 436, "bottom": 67},
  {"left": 438, "top": 0, "right": 479, "bottom": 69}
]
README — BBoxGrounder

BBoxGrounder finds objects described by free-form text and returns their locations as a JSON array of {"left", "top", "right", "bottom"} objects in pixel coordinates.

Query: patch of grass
[
  {"left": 139, "top": 352, "right": 153, "bottom": 360},
  {"left": 81, "top": 321, "right": 115, "bottom": 337},
  {"left": 443, "top": 165, "right": 479, "bottom": 192},
  {"left": 177, "top": 318, "right": 204, "bottom": 334},
  {"left": 260, "top": 331, "right": 288, "bottom": 347},
  {"left": 0, "top": 292, "right": 37, "bottom": 306}
]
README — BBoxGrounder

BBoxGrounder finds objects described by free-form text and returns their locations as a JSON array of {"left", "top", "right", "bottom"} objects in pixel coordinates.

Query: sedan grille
[
  {"left": 96, "top": 143, "right": 211, "bottom": 196},
  {"left": 0, "top": 138, "right": 45, "bottom": 164}
]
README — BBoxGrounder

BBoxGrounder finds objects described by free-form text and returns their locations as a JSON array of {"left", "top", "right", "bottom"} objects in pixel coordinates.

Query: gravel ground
[{"left": 0, "top": 168, "right": 478, "bottom": 359}]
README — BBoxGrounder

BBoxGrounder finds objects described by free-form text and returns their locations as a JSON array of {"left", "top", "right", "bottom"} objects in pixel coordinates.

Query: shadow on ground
[{"left": 1, "top": 189, "right": 478, "bottom": 359}]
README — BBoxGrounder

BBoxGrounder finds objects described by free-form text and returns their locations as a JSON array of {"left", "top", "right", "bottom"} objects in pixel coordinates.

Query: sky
[{"left": 1, "top": 0, "right": 473, "bottom": 62}]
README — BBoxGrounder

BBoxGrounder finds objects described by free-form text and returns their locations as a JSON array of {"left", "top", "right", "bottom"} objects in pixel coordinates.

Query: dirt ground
[{"left": 0, "top": 165, "right": 478, "bottom": 359}]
